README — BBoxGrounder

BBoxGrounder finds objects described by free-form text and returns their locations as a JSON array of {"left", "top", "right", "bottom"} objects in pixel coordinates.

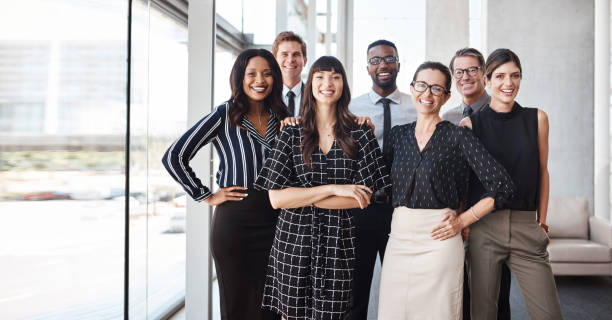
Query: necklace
[
  {"left": 256, "top": 113, "right": 262, "bottom": 127},
  {"left": 249, "top": 111, "right": 266, "bottom": 127},
  {"left": 318, "top": 122, "right": 335, "bottom": 138}
]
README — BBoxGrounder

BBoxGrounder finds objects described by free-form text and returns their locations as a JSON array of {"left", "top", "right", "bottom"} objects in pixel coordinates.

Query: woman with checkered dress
[{"left": 255, "top": 56, "right": 390, "bottom": 320}]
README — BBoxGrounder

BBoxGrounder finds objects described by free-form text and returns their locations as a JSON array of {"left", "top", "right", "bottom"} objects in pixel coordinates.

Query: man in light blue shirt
[{"left": 348, "top": 39, "right": 416, "bottom": 320}]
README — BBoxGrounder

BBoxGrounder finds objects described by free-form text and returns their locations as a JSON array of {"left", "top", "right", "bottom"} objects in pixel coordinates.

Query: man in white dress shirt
[
  {"left": 348, "top": 40, "right": 417, "bottom": 320},
  {"left": 272, "top": 31, "right": 307, "bottom": 117}
]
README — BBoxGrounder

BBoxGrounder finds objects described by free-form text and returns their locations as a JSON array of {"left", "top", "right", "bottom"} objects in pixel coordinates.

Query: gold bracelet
[{"left": 470, "top": 207, "right": 480, "bottom": 221}]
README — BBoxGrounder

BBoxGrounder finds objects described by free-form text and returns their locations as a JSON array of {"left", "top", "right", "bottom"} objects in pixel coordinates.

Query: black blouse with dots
[{"left": 384, "top": 120, "right": 515, "bottom": 210}]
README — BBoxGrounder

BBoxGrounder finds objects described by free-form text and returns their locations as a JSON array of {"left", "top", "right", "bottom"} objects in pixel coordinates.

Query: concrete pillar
[
  {"left": 426, "top": 0, "right": 469, "bottom": 62},
  {"left": 595, "top": 0, "right": 610, "bottom": 221},
  {"left": 186, "top": 0, "right": 215, "bottom": 318},
  {"left": 307, "top": 0, "right": 317, "bottom": 65},
  {"left": 426, "top": 0, "right": 469, "bottom": 113},
  {"left": 486, "top": 0, "right": 595, "bottom": 212},
  {"left": 325, "top": 0, "right": 332, "bottom": 55},
  {"left": 336, "top": 0, "right": 353, "bottom": 86},
  {"left": 276, "top": 0, "right": 287, "bottom": 34}
]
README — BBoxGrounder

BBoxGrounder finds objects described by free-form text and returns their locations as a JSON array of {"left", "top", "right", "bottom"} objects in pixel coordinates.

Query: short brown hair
[
  {"left": 485, "top": 48, "right": 522, "bottom": 80},
  {"left": 272, "top": 31, "right": 307, "bottom": 58},
  {"left": 449, "top": 47, "right": 485, "bottom": 72}
]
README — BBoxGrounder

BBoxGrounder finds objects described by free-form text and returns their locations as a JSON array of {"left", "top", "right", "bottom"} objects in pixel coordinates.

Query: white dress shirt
[
  {"left": 282, "top": 82, "right": 303, "bottom": 117},
  {"left": 349, "top": 88, "right": 417, "bottom": 149}
]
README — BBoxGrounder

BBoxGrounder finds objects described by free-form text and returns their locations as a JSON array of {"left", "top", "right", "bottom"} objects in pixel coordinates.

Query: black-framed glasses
[
  {"left": 453, "top": 66, "right": 481, "bottom": 79},
  {"left": 411, "top": 81, "right": 448, "bottom": 96},
  {"left": 367, "top": 56, "right": 399, "bottom": 65}
]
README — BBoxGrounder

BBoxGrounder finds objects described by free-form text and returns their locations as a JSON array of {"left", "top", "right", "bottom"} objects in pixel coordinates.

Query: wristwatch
[{"left": 539, "top": 222, "right": 550, "bottom": 234}]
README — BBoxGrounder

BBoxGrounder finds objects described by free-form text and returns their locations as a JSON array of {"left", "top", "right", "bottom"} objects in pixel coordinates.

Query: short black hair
[
  {"left": 411, "top": 61, "right": 452, "bottom": 92},
  {"left": 367, "top": 39, "right": 398, "bottom": 56}
]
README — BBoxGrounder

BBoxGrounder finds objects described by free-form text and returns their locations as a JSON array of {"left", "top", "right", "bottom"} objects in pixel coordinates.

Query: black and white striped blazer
[{"left": 162, "top": 101, "right": 281, "bottom": 201}]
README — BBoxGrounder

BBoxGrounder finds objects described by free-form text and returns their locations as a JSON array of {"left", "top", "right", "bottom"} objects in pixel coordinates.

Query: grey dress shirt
[
  {"left": 442, "top": 91, "right": 491, "bottom": 125},
  {"left": 349, "top": 88, "right": 417, "bottom": 149},
  {"left": 282, "top": 82, "right": 303, "bottom": 117}
]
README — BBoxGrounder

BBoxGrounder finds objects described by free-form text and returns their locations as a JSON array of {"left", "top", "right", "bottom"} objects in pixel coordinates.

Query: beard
[{"left": 372, "top": 73, "right": 398, "bottom": 89}]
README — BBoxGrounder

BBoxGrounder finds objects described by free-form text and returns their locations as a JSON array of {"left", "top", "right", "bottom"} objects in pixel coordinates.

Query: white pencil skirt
[{"left": 378, "top": 207, "right": 464, "bottom": 320}]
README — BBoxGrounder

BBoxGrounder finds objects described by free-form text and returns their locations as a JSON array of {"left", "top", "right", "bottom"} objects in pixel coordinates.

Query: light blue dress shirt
[{"left": 349, "top": 88, "right": 417, "bottom": 149}]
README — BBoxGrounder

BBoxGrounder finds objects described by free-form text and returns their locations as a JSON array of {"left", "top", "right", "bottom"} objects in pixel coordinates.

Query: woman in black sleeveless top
[{"left": 460, "top": 49, "right": 562, "bottom": 320}]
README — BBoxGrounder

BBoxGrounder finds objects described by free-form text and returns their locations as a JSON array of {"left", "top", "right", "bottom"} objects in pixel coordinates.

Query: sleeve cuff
[{"left": 194, "top": 188, "right": 213, "bottom": 202}]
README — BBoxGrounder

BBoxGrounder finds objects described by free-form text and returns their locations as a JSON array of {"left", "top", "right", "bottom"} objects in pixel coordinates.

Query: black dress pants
[
  {"left": 210, "top": 189, "right": 279, "bottom": 320},
  {"left": 463, "top": 252, "right": 511, "bottom": 320},
  {"left": 348, "top": 202, "right": 393, "bottom": 320}
]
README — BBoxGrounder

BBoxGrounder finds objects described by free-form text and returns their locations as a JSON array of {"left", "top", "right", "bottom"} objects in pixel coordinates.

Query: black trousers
[
  {"left": 464, "top": 251, "right": 512, "bottom": 320},
  {"left": 348, "top": 202, "right": 393, "bottom": 320},
  {"left": 210, "top": 189, "right": 280, "bottom": 320}
]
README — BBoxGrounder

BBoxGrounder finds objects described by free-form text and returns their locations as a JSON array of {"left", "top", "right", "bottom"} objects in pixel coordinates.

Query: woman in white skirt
[{"left": 378, "top": 61, "right": 515, "bottom": 320}]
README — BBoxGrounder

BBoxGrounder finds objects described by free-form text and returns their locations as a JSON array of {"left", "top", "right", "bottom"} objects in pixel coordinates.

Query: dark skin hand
[{"left": 203, "top": 186, "right": 248, "bottom": 206}]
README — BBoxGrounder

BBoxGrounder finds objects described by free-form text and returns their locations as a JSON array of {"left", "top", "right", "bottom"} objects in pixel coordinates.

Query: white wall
[
  {"left": 426, "top": 0, "right": 469, "bottom": 113},
  {"left": 485, "top": 0, "right": 595, "bottom": 210},
  {"left": 351, "top": 0, "right": 426, "bottom": 97}
]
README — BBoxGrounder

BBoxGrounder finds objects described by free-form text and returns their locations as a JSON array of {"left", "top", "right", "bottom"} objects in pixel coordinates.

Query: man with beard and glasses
[
  {"left": 442, "top": 47, "right": 512, "bottom": 320},
  {"left": 348, "top": 39, "right": 417, "bottom": 320}
]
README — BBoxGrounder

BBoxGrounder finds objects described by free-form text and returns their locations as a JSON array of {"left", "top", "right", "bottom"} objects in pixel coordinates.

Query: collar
[
  {"left": 460, "top": 91, "right": 490, "bottom": 112},
  {"left": 368, "top": 88, "right": 401, "bottom": 105},
  {"left": 283, "top": 81, "right": 303, "bottom": 97},
  {"left": 240, "top": 112, "right": 280, "bottom": 147}
]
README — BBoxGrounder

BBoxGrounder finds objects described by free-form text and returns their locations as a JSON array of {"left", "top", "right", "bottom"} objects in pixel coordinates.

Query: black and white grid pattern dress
[{"left": 254, "top": 124, "right": 390, "bottom": 320}]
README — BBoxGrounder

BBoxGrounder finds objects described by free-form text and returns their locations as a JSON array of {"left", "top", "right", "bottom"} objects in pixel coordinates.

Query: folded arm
[{"left": 269, "top": 184, "right": 372, "bottom": 210}]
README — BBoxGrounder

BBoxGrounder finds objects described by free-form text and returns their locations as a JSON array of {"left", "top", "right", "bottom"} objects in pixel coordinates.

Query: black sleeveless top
[{"left": 467, "top": 102, "right": 539, "bottom": 211}]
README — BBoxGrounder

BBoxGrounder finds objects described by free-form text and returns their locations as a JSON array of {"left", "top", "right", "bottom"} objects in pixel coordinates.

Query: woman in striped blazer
[{"left": 162, "top": 48, "right": 288, "bottom": 320}]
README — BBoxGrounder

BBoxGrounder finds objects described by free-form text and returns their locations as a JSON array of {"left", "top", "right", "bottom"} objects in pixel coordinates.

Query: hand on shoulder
[{"left": 459, "top": 117, "right": 472, "bottom": 129}]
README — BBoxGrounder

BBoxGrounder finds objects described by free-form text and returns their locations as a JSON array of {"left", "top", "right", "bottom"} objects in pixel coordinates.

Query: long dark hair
[
  {"left": 300, "top": 56, "right": 357, "bottom": 168},
  {"left": 228, "top": 49, "right": 288, "bottom": 127}
]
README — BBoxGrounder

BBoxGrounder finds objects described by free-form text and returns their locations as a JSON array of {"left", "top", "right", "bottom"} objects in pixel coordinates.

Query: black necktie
[
  {"left": 463, "top": 105, "right": 473, "bottom": 118},
  {"left": 287, "top": 91, "right": 296, "bottom": 116},
  {"left": 380, "top": 98, "right": 392, "bottom": 155}
]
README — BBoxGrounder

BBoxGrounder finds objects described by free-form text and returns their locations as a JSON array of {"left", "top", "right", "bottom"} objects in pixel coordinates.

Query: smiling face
[
  {"left": 242, "top": 56, "right": 274, "bottom": 103},
  {"left": 312, "top": 70, "right": 343, "bottom": 105},
  {"left": 367, "top": 44, "right": 400, "bottom": 90},
  {"left": 275, "top": 40, "right": 306, "bottom": 87},
  {"left": 410, "top": 68, "right": 450, "bottom": 116},
  {"left": 453, "top": 56, "right": 485, "bottom": 100},
  {"left": 486, "top": 61, "right": 521, "bottom": 105}
]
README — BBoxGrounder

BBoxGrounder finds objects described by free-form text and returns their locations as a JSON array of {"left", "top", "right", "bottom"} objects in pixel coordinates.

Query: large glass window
[
  {"left": 129, "top": 1, "right": 188, "bottom": 319},
  {"left": 0, "top": 1, "right": 188, "bottom": 319},
  {"left": 0, "top": 1, "right": 127, "bottom": 318}
]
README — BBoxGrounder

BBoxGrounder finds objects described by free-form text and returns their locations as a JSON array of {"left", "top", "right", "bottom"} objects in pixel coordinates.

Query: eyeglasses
[
  {"left": 453, "top": 66, "right": 481, "bottom": 79},
  {"left": 411, "top": 81, "right": 448, "bottom": 96},
  {"left": 367, "top": 56, "right": 399, "bottom": 65}
]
